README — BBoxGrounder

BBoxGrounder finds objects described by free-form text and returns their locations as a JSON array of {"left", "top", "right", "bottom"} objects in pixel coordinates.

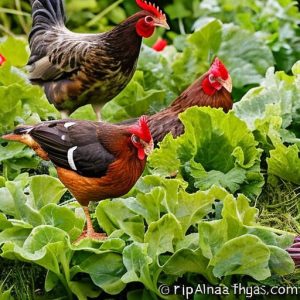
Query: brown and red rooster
[
  {"left": 122, "top": 57, "right": 233, "bottom": 144},
  {"left": 2, "top": 116, "right": 153, "bottom": 240},
  {"left": 28, "top": 0, "right": 169, "bottom": 112}
]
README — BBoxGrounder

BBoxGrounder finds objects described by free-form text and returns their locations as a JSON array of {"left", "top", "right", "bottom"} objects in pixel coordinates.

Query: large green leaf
[
  {"left": 123, "top": 189, "right": 163, "bottom": 225},
  {"left": 96, "top": 199, "right": 145, "bottom": 242},
  {"left": 189, "top": 19, "right": 222, "bottom": 57},
  {"left": 162, "top": 248, "right": 215, "bottom": 284},
  {"left": 0, "top": 63, "right": 28, "bottom": 86},
  {"left": 77, "top": 252, "right": 126, "bottom": 295},
  {"left": 0, "top": 143, "right": 30, "bottom": 163},
  {"left": 268, "top": 245, "right": 295, "bottom": 276},
  {"left": 122, "top": 242, "right": 158, "bottom": 295},
  {"left": 149, "top": 107, "right": 263, "bottom": 198},
  {"left": 0, "top": 227, "right": 32, "bottom": 246},
  {"left": 0, "top": 84, "right": 24, "bottom": 133},
  {"left": 0, "top": 213, "right": 12, "bottom": 230},
  {"left": 137, "top": 176, "right": 186, "bottom": 213},
  {"left": 5, "top": 179, "right": 43, "bottom": 227},
  {"left": 29, "top": 175, "right": 67, "bottom": 209},
  {"left": 234, "top": 64, "right": 300, "bottom": 134},
  {"left": 0, "top": 187, "right": 15, "bottom": 217},
  {"left": 144, "top": 214, "right": 183, "bottom": 258},
  {"left": 40, "top": 204, "right": 84, "bottom": 241},
  {"left": 174, "top": 189, "right": 216, "bottom": 233},
  {"left": 198, "top": 189, "right": 294, "bottom": 280},
  {"left": 267, "top": 144, "right": 300, "bottom": 184},
  {"left": 1, "top": 226, "right": 70, "bottom": 275},
  {"left": 210, "top": 234, "right": 271, "bottom": 281}
]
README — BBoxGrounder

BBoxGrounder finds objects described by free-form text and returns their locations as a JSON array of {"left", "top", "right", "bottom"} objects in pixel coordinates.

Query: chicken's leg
[{"left": 75, "top": 206, "right": 107, "bottom": 242}]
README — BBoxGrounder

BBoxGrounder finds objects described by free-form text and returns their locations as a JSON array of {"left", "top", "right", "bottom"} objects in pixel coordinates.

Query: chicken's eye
[
  {"left": 209, "top": 74, "right": 216, "bottom": 83},
  {"left": 131, "top": 135, "right": 140, "bottom": 144},
  {"left": 145, "top": 16, "right": 154, "bottom": 24}
]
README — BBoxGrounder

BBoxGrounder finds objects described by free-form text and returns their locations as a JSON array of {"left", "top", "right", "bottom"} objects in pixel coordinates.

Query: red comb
[
  {"left": 210, "top": 57, "right": 229, "bottom": 80},
  {"left": 128, "top": 115, "right": 152, "bottom": 143},
  {"left": 136, "top": 0, "right": 165, "bottom": 18},
  {"left": 138, "top": 115, "right": 152, "bottom": 142}
]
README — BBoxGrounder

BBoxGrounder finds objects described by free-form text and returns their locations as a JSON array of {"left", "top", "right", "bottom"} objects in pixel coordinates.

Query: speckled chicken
[
  {"left": 3, "top": 116, "right": 153, "bottom": 240},
  {"left": 28, "top": 0, "right": 169, "bottom": 112}
]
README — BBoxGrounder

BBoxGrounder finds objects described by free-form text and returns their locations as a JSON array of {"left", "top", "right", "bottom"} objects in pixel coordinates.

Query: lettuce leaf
[
  {"left": 234, "top": 63, "right": 300, "bottom": 134},
  {"left": 149, "top": 107, "right": 264, "bottom": 199},
  {"left": 0, "top": 174, "right": 295, "bottom": 298},
  {"left": 267, "top": 144, "right": 300, "bottom": 185}
]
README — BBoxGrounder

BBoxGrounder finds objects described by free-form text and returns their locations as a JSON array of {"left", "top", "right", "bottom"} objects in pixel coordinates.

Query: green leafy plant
[
  {"left": 0, "top": 0, "right": 300, "bottom": 298},
  {"left": 193, "top": 0, "right": 300, "bottom": 73},
  {"left": 149, "top": 107, "right": 264, "bottom": 199},
  {"left": 0, "top": 173, "right": 295, "bottom": 299}
]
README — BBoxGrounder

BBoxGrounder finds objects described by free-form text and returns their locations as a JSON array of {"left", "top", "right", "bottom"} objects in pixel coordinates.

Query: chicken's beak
[
  {"left": 154, "top": 17, "right": 170, "bottom": 30},
  {"left": 219, "top": 75, "right": 232, "bottom": 93},
  {"left": 143, "top": 139, "right": 154, "bottom": 157}
]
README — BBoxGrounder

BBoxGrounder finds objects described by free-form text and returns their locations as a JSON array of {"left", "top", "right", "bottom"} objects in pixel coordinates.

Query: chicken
[
  {"left": 121, "top": 57, "right": 233, "bottom": 144},
  {"left": 2, "top": 116, "right": 153, "bottom": 241},
  {"left": 28, "top": 0, "right": 169, "bottom": 112}
]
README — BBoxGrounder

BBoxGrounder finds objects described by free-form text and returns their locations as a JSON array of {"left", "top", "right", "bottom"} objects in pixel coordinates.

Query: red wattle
[
  {"left": 136, "top": 19, "right": 155, "bottom": 38},
  {"left": 138, "top": 148, "right": 145, "bottom": 160},
  {"left": 201, "top": 77, "right": 217, "bottom": 96}
]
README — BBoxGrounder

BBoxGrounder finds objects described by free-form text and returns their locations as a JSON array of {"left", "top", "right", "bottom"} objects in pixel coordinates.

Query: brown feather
[
  {"left": 56, "top": 155, "right": 145, "bottom": 206},
  {"left": 28, "top": 0, "right": 152, "bottom": 112},
  {"left": 2, "top": 119, "right": 149, "bottom": 206},
  {"left": 147, "top": 74, "right": 233, "bottom": 143}
]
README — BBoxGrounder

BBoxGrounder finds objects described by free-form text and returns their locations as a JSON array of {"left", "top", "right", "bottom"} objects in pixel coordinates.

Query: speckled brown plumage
[{"left": 28, "top": 0, "right": 168, "bottom": 112}]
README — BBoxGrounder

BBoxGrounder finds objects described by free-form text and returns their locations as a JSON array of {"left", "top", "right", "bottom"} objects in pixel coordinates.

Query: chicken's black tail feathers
[
  {"left": 28, "top": 0, "right": 66, "bottom": 64},
  {"left": 30, "top": 0, "right": 65, "bottom": 29}
]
